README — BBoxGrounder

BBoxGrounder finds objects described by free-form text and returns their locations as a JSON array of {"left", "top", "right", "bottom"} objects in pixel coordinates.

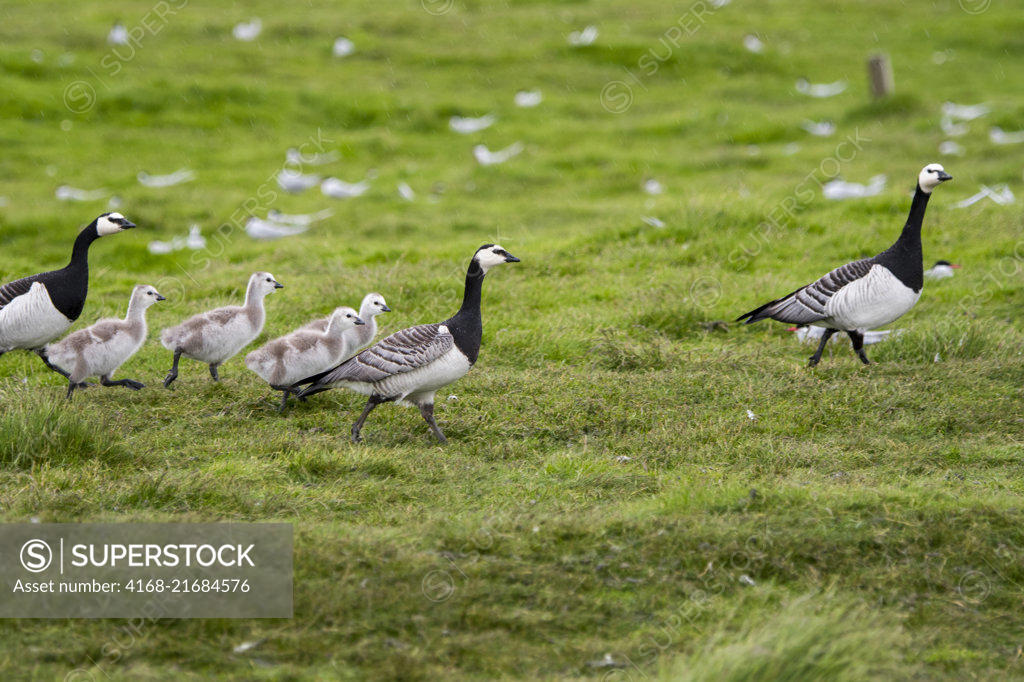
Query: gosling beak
[
  {"left": 274, "top": 282, "right": 284, "bottom": 289},
  {"left": 504, "top": 253, "right": 521, "bottom": 263},
  {"left": 937, "top": 171, "right": 953, "bottom": 182},
  {"left": 381, "top": 305, "right": 392, "bottom": 313},
  {"left": 155, "top": 294, "right": 167, "bottom": 301},
  {"left": 354, "top": 317, "right": 366, "bottom": 325},
  {"left": 951, "top": 263, "right": 962, "bottom": 269}
]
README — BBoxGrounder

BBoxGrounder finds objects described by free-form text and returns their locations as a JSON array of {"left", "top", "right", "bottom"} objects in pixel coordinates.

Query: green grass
[{"left": 1, "top": 0, "right": 1024, "bottom": 678}]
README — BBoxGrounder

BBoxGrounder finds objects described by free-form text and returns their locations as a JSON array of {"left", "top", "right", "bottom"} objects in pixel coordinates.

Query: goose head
[
  {"left": 330, "top": 306, "right": 365, "bottom": 329},
  {"left": 474, "top": 244, "right": 520, "bottom": 273},
  {"left": 918, "top": 163, "right": 953, "bottom": 194},
  {"left": 250, "top": 271, "right": 284, "bottom": 297},
  {"left": 132, "top": 284, "right": 166, "bottom": 309},
  {"left": 361, "top": 292, "right": 391, "bottom": 317},
  {"left": 94, "top": 212, "right": 136, "bottom": 237}
]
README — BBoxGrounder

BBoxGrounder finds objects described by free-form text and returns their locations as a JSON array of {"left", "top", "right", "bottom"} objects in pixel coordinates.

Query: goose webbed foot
[
  {"left": 101, "top": 376, "right": 144, "bottom": 390},
  {"left": 65, "top": 380, "right": 77, "bottom": 401},
  {"left": 807, "top": 328, "right": 838, "bottom": 367},
  {"left": 209, "top": 363, "right": 220, "bottom": 382},
  {"left": 847, "top": 331, "right": 871, "bottom": 365},
  {"left": 418, "top": 402, "right": 447, "bottom": 444},
  {"left": 164, "top": 350, "right": 182, "bottom": 388}
]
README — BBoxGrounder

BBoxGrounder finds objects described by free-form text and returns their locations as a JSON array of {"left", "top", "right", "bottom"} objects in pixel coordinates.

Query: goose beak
[
  {"left": 354, "top": 317, "right": 366, "bottom": 325},
  {"left": 951, "top": 264, "right": 962, "bottom": 269},
  {"left": 155, "top": 294, "right": 166, "bottom": 301},
  {"left": 381, "top": 305, "right": 392, "bottom": 313},
  {"left": 504, "top": 253, "right": 521, "bottom": 263},
  {"left": 119, "top": 219, "right": 136, "bottom": 229},
  {"left": 273, "top": 282, "right": 284, "bottom": 289},
  {"left": 937, "top": 171, "right": 953, "bottom": 182}
]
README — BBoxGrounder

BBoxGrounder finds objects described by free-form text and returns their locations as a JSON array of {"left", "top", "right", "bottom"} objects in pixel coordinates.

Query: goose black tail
[
  {"left": 290, "top": 366, "right": 335, "bottom": 399},
  {"left": 736, "top": 299, "right": 779, "bottom": 324}
]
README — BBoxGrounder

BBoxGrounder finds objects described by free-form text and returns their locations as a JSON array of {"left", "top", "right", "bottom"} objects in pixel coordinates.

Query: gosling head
[
  {"left": 473, "top": 244, "right": 520, "bottom": 273},
  {"left": 250, "top": 271, "right": 284, "bottom": 297},
  {"left": 94, "top": 212, "right": 136, "bottom": 237},
  {"left": 361, "top": 292, "right": 391, "bottom": 317},
  {"left": 131, "top": 284, "right": 166, "bottom": 308},
  {"left": 918, "top": 163, "right": 953, "bottom": 194},
  {"left": 330, "top": 306, "right": 365, "bottom": 329}
]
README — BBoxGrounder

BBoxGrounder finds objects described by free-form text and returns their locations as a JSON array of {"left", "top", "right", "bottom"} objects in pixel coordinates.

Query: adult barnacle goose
[
  {"left": 0, "top": 213, "right": 135, "bottom": 374},
  {"left": 246, "top": 306, "right": 364, "bottom": 412},
  {"left": 737, "top": 163, "right": 952, "bottom": 366},
  {"left": 294, "top": 244, "right": 520, "bottom": 443},
  {"left": 45, "top": 285, "right": 165, "bottom": 400},
  {"left": 161, "top": 272, "right": 283, "bottom": 387}
]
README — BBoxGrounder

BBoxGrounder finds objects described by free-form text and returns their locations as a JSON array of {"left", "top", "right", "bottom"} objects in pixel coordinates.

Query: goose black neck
[
  {"left": 446, "top": 259, "right": 486, "bottom": 364},
  {"left": 872, "top": 184, "right": 930, "bottom": 292},
  {"left": 69, "top": 224, "right": 99, "bottom": 269}
]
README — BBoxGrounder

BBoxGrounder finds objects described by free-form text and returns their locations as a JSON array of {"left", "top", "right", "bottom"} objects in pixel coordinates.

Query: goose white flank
[
  {"left": 473, "top": 142, "right": 523, "bottom": 166},
  {"left": 294, "top": 245, "right": 520, "bottom": 443},
  {"left": 161, "top": 272, "right": 283, "bottom": 386},
  {"left": 44, "top": 285, "right": 165, "bottom": 400},
  {"left": 137, "top": 169, "right": 195, "bottom": 188},
  {"left": 737, "top": 163, "right": 952, "bottom": 366},
  {"left": 449, "top": 114, "right": 495, "bottom": 134}
]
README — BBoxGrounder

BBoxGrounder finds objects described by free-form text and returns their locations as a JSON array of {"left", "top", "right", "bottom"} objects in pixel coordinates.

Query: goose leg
[
  {"left": 37, "top": 350, "right": 90, "bottom": 388},
  {"left": 65, "top": 379, "right": 77, "bottom": 401},
  {"left": 164, "top": 350, "right": 182, "bottom": 388},
  {"left": 101, "top": 375, "right": 145, "bottom": 390},
  {"left": 352, "top": 396, "right": 385, "bottom": 443},
  {"left": 418, "top": 402, "right": 447, "bottom": 444},
  {"left": 847, "top": 331, "right": 871, "bottom": 365},
  {"left": 279, "top": 390, "right": 290, "bottom": 413},
  {"left": 209, "top": 363, "right": 220, "bottom": 382},
  {"left": 808, "top": 328, "right": 837, "bottom": 367}
]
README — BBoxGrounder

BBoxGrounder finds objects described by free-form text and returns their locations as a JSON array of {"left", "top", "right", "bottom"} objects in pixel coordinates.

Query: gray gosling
[
  {"left": 161, "top": 272, "right": 283, "bottom": 387},
  {"left": 302, "top": 292, "right": 391, "bottom": 356},
  {"left": 44, "top": 284, "right": 165, "bottom": 400},
  {"left": 246, "top": 306, "right": 364, "bottom": 411}
]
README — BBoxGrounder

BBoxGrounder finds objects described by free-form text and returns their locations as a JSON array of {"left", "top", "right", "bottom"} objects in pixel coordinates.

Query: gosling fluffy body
[
  {"left": 161, "top": 271, "right": 283, "bottom": 386},
  {"left": 45, "top": 284, "right": 164, "bottom": 399}
]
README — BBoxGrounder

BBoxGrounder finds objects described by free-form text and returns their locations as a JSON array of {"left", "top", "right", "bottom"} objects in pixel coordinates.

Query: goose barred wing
[
  {"left": 0, "top": 276, "right": 36, "bottom": 312},
  {"left": 320, "top": 323, "right": 454, "bottom": 384},
  {"left": 738, "top": 258, "right": 873, "bottom": 324}
]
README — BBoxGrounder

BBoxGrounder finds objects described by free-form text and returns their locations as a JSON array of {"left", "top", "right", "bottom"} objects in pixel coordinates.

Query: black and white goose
[
  {"left": 0, "top": 213, "right": 135, "bottom": 374},
  {"left": 737, "top": 164, "right": 952, "bottom": 366},
  {"left": 924, "top": 259, "right": 961, "bottom": 280},
  {"left": 294, "top": 244, "right": 520, "bottom": 443}
]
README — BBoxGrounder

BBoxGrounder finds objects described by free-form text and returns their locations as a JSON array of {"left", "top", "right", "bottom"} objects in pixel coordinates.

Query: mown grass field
[{"left": 1, "top": 0, "right": 1023, "bottom": 679}]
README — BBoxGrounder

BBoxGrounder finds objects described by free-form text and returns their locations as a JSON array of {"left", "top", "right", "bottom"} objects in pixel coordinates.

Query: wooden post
[{"left": 867, "top": 54, "right": 894, "bottom": 98}]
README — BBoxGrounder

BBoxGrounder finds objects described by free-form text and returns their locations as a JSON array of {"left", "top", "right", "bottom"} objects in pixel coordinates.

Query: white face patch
[
  {"left": 918, "top": 163, "right": 948, "bottom": 193},
  {"left": 96, "top": 213, "right": 126, "bottom": 236},
  {"left": 476, "top": 245, "right": 511, "bottom": 273}
]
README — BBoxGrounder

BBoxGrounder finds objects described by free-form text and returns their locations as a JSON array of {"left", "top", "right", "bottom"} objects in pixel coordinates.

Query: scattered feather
[
  {"left": 276, "top": 169, "right": 321, "bottom": 194},
  {"left": 990, "top": 126, "right": 1024, "bottom": 145},
  {"left": 332, "top": 37, "right": 355, "bottom": 58},
  {"left": 232, "top": 18, "right": 262, "bottom": 42},
  {"left": 397, "top": 182, "right": 415, "bottom": 201},
  {"left": 746, "top": 409, "right": 757, "bottom": 421},
  {"left": 568, "top": 26, "right": 598, "bottom": 47},
  {"left": 473, "top": 142, "right": 523, "bottom": 166},
  {"left": 641, "top": 216, "right": 665, "bottom": 228},
  {"left": 514, "top": 90, "right": 542, "bottom": 108},
  {"left": 148, "top": 225, "right": 206, "bottom": 255},
  {"left": 822, "top": 174, "right": 886, "bottom": 200},
  {"left": 800, "top": 120, "right": 835, "bottom": 137},
  {"left": 245, "top": 217, "right": 308, "bottom": 240},
  {"left": 321, "top": 177, "right": 371, "bottom": 198},
  {"left": 739, "top": 574, "right": 756, "bottom": 586},
  {"left": 743, "top": 34, "right": 764, "bottom": 53},
  {"left": 643, "top": 179, "right": 664, "bottom": 195},
  {"left": 795, "top": 79, "right": 847, "bottom": 98},
  {"left": 107, "top": 22, "right": 128, "bottom": 45},
  {"left": 942, "top": 102, "right": 989, "bottom": 121},
  {"left": 233, "top": 640, "right": 263, "bottom": 654},
  {"left": 137, "top": 168, "right": 195, "bottom": 188},
  {"left": 449, "top": 114, "right": 495, "bottom": 134}
]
